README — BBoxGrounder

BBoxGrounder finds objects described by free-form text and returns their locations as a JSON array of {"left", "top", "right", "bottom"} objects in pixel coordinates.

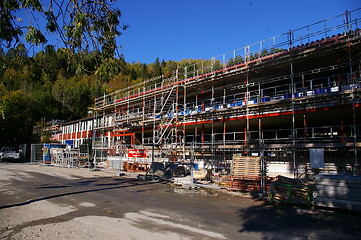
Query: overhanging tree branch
[{"left": 0, "top": 0, "right": 127, "bottom": 58}]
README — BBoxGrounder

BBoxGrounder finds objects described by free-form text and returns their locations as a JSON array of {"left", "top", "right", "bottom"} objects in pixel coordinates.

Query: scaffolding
[{"left": 92, "top": 9, "right": 361, "bottom": 185}]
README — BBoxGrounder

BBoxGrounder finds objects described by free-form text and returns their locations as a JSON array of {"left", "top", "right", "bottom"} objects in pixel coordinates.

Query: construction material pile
[
  {"left": 270, "top": 176, "right": 313, "bottom": 207},
  {"left": 220, "top": 155, "right": 264, "bottom": 192},
  {"left": 314, "top": 175, "right": 361, "bottom": 211}
]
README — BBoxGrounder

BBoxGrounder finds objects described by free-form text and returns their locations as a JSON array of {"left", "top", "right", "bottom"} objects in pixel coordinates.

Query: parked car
[{"left": 0, "top": 147, "right": 20, "bottom": 161}]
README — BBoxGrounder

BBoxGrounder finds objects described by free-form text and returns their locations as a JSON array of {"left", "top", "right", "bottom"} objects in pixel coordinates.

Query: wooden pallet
[
  {"left": 232, "top": 156, "right": 261, "bottom": 177},
  {"left": 220, "top": 176, "right": 263, "bottom": 192}
]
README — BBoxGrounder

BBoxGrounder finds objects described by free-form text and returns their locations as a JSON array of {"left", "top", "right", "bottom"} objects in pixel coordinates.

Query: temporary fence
[
  {"left": 51, "top": 148, "right": 80, "bottom": 168},
  {"left": 30, "top": 143, "right": 89, "bottom": 168},
  {"left": 30, "top": 144, "right": 44, "bottom": 164}
]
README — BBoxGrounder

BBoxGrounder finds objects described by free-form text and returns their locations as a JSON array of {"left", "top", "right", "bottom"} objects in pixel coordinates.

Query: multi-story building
[
  {"left": 51, "top": 117, "right": 94, "bottom": 148},
  {"left": 51, "top": 10, "right": 361, "bottom": 181}
]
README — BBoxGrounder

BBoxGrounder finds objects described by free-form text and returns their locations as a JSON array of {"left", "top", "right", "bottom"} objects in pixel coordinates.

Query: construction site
[{"left": 35, "top": 9, "right": 361, "bottom": 209}]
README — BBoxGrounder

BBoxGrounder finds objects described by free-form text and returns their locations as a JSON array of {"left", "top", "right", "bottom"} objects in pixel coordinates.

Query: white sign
[{"left": 309, "top": 148, "right": 324, "bottom": 169}]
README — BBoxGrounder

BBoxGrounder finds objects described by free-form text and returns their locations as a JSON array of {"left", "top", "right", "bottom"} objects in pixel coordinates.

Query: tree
[
  {"left": 153, "top": 57, "right": 162, "bottom": 77},
  {"left": 0, "top": 47, "right": 4, "bottom": 56},
  {"left": 0, "top": 90, "right": 33, "bottom": 146},
  {"left": 32, "top": 87, "right": 61, "bottom": 120},
  {"left": 147, "top": 57, "right": 163, "bottom": 78},
  {"left": 52, "top": 74, "right": 95, "bottom": 119},
  {"left": 0, "top": 0, "right": 127, "bottom": 59},
  {"left": 163, "top": 60, "right": 178, "bottom": 75}
]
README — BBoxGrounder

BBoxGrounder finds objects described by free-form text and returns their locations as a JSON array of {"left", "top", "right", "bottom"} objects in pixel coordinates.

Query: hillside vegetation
[{"left": 0, "top": 45, "right": 201, "bottom": 146}]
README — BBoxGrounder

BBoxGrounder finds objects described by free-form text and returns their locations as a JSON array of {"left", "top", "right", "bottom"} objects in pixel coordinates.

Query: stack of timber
[
  {"left": 221, "top": 155, "right": 263, "bottom": 191},
  {"left": 270, "top": 176, "right": 313, "bottom": 207},
  {"left": 314, "top": 175, "right": 361, "bottom": 211},
  {"left": 232, "top": 155, "right": 261, "bottom": 177}
]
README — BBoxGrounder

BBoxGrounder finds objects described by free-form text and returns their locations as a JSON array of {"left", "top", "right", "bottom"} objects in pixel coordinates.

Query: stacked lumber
[
  {"left": 270, "top": 176, "right": 313, "bottom": 207},
  {"left": 232, "top": 155, "right": 261, "bottom": 177},
  {"left": 314, "top": 175, "right": 361, "bottom": 211}
]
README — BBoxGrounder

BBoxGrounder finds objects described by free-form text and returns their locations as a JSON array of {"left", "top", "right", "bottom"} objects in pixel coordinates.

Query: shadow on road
[
  {"left": 0, "top": 177, "right": 166, "bottom": 210},
  {"left": 238, "top": 202, "right": 361, "bottom": 240}
]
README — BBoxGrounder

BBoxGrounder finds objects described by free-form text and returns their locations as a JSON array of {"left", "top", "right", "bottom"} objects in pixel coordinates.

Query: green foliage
[
  {"left": 0, "top": 0, "right": 127, "bottom": 59},
  {"left": 228, "top": 55, "right": 244, "bottom": 66},
  {"left": 25, "top": 26, "right": 47, "bottom": 46},
  {"left": 52, "top": 75, "right": 92, "bottom": 119},
  {"left": 0, "top": 0, "right": 232, "bottom": 151},
  {"left": 0, "top": 43, "right": 225, "bottom": 146},
  {"left": 32, "top": 88, "right": 61, "bottom": 119},
  {"left": 0, "top": 90, "right": 33, "bottom": 147}
]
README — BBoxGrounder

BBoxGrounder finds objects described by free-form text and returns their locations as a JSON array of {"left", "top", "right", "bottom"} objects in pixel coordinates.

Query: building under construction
[{"left": 53, "top": 10, "right": 361, "bottom": 186}]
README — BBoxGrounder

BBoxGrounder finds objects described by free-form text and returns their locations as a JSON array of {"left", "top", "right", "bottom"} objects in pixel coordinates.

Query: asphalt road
[{"left": 0, "top": 163, "right": 361, "bottom": 240}]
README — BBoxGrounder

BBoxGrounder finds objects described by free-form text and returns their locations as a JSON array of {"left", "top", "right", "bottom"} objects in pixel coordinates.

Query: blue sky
[{"left": 117, "top": 0, "right": 359, "bottom": 63}]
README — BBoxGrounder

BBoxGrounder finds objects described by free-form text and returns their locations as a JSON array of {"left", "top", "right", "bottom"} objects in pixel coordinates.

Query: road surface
[{"left": 0, "top": 163, "right": 361, "bottom": 239}]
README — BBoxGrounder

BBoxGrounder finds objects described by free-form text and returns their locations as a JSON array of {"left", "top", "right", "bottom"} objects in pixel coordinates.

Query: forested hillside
[{"left": 0, "top": 44, "right": 198, "bottom": 147}]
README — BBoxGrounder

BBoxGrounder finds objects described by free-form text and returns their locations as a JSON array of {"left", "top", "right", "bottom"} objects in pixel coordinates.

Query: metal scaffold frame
[{"left": 92, "top": 9, "right": 361, "bottom": 185}]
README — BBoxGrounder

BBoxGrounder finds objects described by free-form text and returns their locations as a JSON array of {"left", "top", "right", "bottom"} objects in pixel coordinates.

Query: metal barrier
[
  {"left": 52, "top": 149, "right": 80, "bottom": 168},
  {"left": 30, "top": 144, "right": 45, "bottom": 164}
]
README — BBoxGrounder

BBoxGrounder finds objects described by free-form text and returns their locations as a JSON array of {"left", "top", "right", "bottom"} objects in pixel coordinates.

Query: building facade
[
  {"left": 52, "top": 10, "right": 361, "bottom": 179},
  {"left": 49, "top": 117, "right": 94, "bottom": 149}
]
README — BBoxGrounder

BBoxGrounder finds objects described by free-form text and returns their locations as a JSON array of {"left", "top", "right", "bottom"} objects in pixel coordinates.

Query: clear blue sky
[{"left": 117, "top": 0, "right": 359, "bottom": 64}]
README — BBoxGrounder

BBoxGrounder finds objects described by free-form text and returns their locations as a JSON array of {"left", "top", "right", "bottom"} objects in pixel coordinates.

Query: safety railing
[{"left": 94, "top": 9, "right": 361, "bottom": 110}]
